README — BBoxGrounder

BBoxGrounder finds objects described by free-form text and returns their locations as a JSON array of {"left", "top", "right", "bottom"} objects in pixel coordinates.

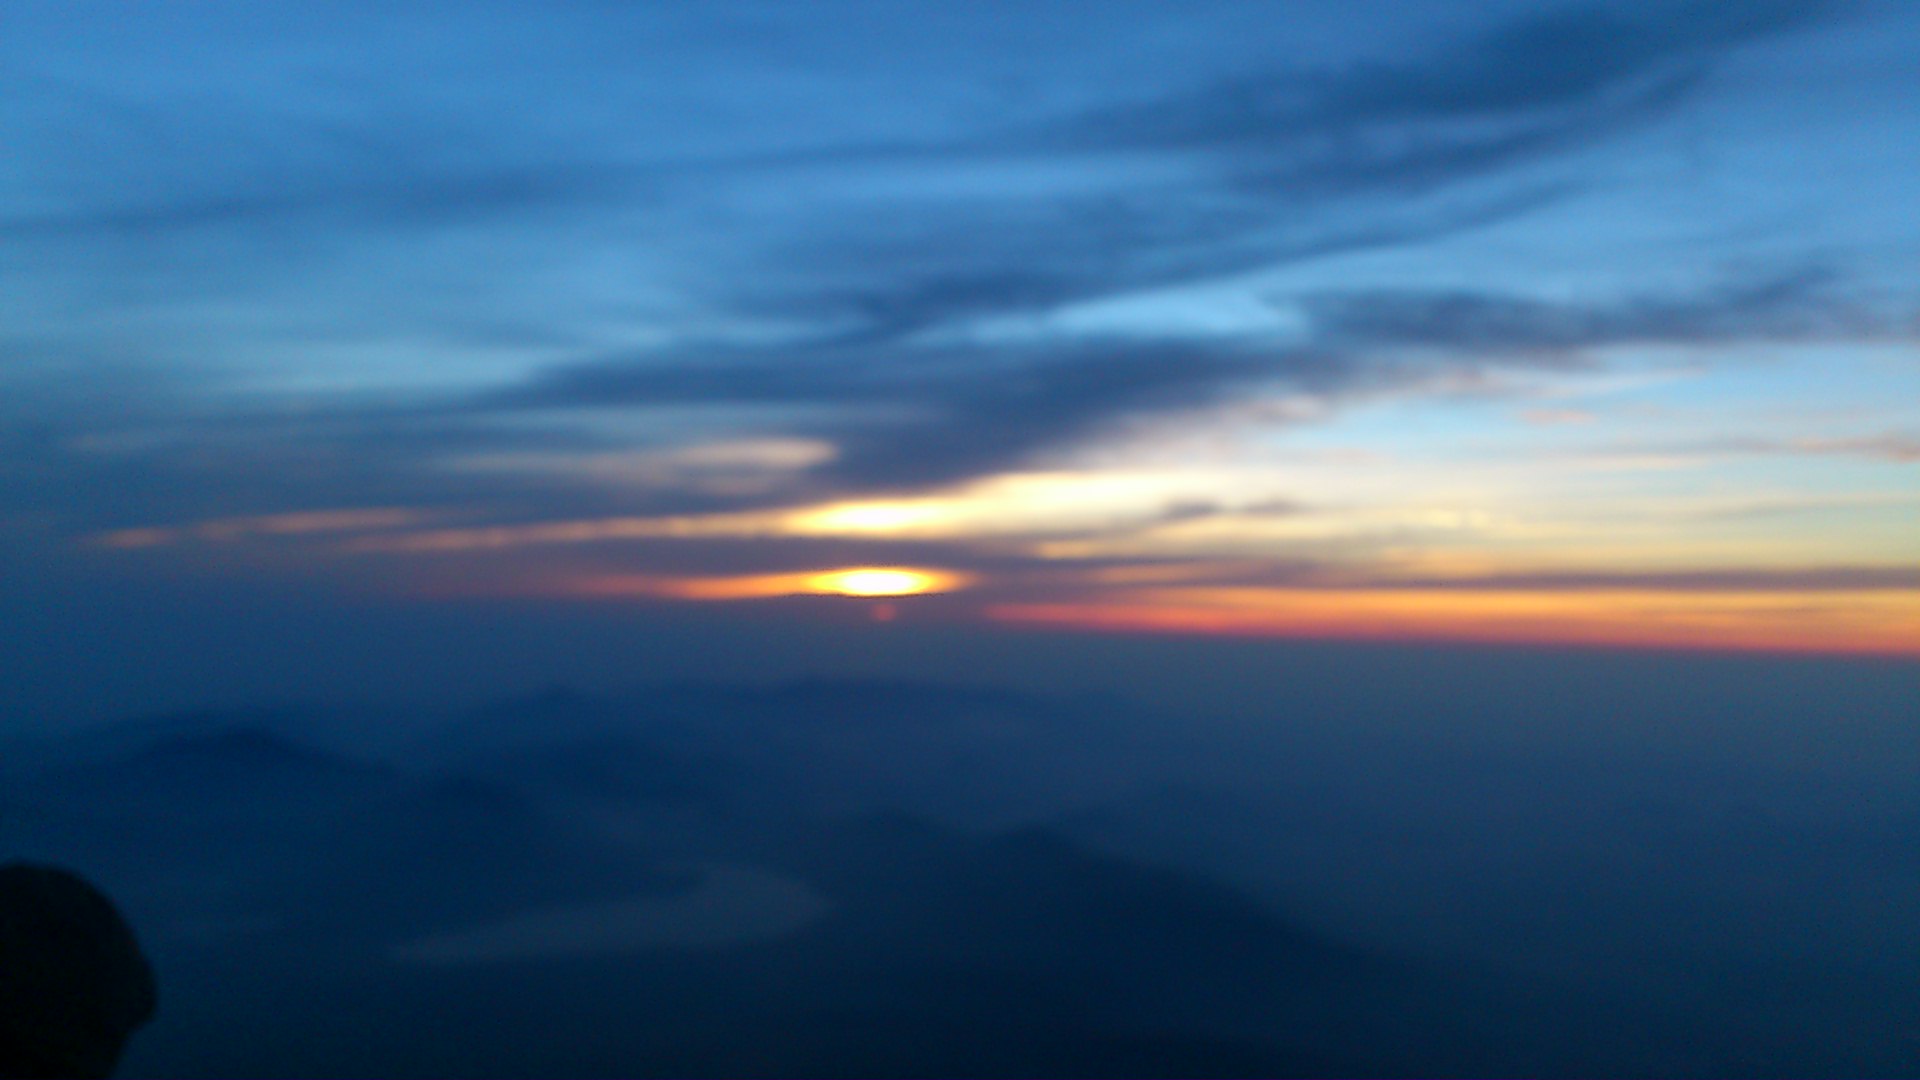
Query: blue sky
[{"left": 3, "top": 0, "right": 1916, "bottom": 687}]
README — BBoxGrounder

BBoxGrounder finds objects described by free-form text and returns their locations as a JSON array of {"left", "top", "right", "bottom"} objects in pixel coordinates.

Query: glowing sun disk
[{"left": 806, "top": 568, "right": 953, "bottom": 596}]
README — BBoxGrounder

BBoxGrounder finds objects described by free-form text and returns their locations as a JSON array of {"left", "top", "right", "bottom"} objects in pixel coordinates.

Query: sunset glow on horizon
[
  {"left": 11, "top": 0, "right": 1919, "bottom": 663},
  {"left": 517, "top": 566, "right": 973, "bottom": 603},
  {"left": 986, "top": 586, "right": 1920, "bottom": 658},
  {"left": 805, "top": 568, "right": 959, "bottom": 597}
]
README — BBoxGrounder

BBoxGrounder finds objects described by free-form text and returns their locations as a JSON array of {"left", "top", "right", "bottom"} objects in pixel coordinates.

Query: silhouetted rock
[{"left": 0, "top": 863, "right": 157, "bottom": 1079}]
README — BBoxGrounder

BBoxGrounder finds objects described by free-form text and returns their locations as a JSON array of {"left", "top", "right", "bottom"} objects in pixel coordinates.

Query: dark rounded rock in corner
[{"left": 0, "top": 862, "right": 157, "bottom": 1079}]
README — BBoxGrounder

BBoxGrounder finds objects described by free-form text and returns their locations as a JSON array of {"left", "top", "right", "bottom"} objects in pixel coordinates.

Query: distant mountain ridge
[{"left": 5, "top": 679, "right": 1912, "bottom": 1077}]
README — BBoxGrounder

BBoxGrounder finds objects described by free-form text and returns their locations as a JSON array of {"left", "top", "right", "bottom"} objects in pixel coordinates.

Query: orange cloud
[{"left": 988, "top": 586, "right": 1920, "bottom": 657}]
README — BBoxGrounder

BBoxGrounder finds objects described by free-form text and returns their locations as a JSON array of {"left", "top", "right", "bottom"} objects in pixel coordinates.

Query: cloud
[
  {"left": 1306, "top": 0, "right": 1838, "bottom": 124},
  {"left": 0, "top": 376, "right": 624, "bottom": 541},
  {"left": 1521, "top": 408, "right": 1598, "bottom": 426},
  {"left": 5, "top": 0, "right": 1840, "bottom": 352},
  {"left": 1364, "top": 565, "right": 1920, "bottom": 593},
  {"left": 484, "top": 339, "right": 1323, "bottom": 491},
  {"left": 436, "top": 3, "right": 1859, "bottom": 498},
  {"left": 0, "top": 164, "right": 627, "bottom": 242},
  {"left": 728, "top": 1, "right": 1846, "bottom": 338},
  {"left": 1782, "top": 434, "right": 1920, "bottom": 464},
  {"left": 484, "top": 261, "right": 1895, "bottom": 500},
  {"left": 1295, "top": 268, "right": 1894, "bottom": 354},
  {"left": 5, "top": 0, "right": 1890, "bottom": 581},
  {"left": 89, "top": 507, "right": 432, "bottom": 549},
  {"left": 1584, "top": 431, "right": 1920, "bottom": 468},
  {"left": 1036, "top": 1, "right": 1836, "bottom": 151}
]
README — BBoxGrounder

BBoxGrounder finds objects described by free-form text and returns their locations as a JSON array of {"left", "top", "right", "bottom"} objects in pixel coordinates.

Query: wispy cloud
[
  {"left": 481, "top": 340, "right": 1307, "bottom": 491},
  {"left": 1360, "top": 565, "right": 1920, "bottom": 593},
  {"left": 90, "top": 507, "right": 434, "bottom": 549},
  {"left": 481, "top": 265, "right": 1903, "bottom": 500},
  {"left": 1782, "top": 434, "right": 1920, "bottom": 464},
  {"left": 1293, "top": 268, "right": 1895, "bottom": 355},
  {"left": 6, "top": 0, "right": 1844, "bottom": 349},
  {"left": 1584, "top": 431, "right": 1920, "bottom": 468},
  {"left": 713, "top": 1, "right": 1842, "bottom": 338}
]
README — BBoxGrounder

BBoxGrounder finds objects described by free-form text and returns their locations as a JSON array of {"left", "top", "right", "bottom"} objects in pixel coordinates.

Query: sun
[{"left": 804, "top": 567, "right": 958, "bottom": 597}]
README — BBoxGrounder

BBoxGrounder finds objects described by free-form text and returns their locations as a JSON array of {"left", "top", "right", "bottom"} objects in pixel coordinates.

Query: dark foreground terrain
[{"left": 4, "top": 679, "right": 1915, "bottom": 1077}]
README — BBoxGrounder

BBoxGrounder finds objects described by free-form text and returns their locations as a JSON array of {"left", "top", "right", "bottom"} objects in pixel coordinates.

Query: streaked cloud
[
  {"left": 90, "top": 507, "right": 436, "bottom": 549},
  {"left": 990, "top": 585, "right": 1920, "bottom": 657}
]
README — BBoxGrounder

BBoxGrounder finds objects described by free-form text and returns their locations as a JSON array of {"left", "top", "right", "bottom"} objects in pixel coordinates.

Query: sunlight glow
[
  {"left": 988, "top": 586, "right": 1920, "bottom": 657},
  {"left": 539, "top": 566, "right": 971, "bottom": 602},
  {"left": 790, "top": 502, "right": 954, "bottom": 534},
  {"left": 805, "top": 568, "right": 961, "bottom": 597}
]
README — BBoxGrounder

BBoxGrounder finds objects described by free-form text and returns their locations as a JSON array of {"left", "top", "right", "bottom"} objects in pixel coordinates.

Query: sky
[
  {"left": 4, "top": 9, "right": 1919, "bottom": 1075},
  {"left": 3, "top": 0, "right": 1918, "bottom": 722}
]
